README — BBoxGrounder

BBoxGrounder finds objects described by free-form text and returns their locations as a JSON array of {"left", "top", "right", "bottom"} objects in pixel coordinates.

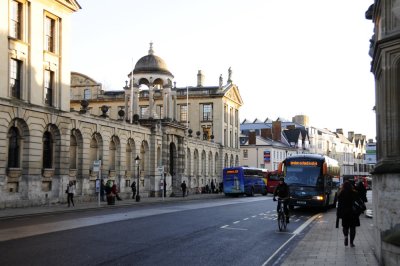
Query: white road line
[
  {"left": 221, "top": 227, "right": 248, "bottom": 231},
  {"left": 220, "top": 225, "right": 229, "bottom": 228},
  {"left": 261, "top": 213, "right": 320, "bottom": 266},
  {"left": 252, "top": 215, "right": 257, "bottom": 218},
  {"left": 233, "top": 220, "right": 240, "bottom": 224},
  {"left": 243, "top": 218, "right": 249, "bottom": 220}
]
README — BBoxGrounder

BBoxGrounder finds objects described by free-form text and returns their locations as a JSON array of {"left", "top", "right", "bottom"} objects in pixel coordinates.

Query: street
[{"left": 0, "top": 196, "right": 320, "bottom": 266}]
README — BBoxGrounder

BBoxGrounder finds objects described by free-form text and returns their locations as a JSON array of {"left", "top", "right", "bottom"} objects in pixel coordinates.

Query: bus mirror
[{"left": 278, "top": 162, "right": 283, "bottom": 175}]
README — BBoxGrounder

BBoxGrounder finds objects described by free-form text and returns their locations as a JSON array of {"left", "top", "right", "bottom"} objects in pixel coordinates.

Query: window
[
  {"left": 10, "top": 0, "right": 22, "bottom": 39},
  {"left": 180, "top": 105, "right": 188, "bottom": 122},
  {"left": 84, "top": 89, "right": 91, "bottom": 100},
  {"left": 202, "top": 104, "right": 212, "bottom": 121},
  {"left": 44, "top": 70, "right": 54, "bottom": 106},
  {"left": 243, "top": 149, "right": 248, "bottom": 158},
  {"left": 10, "top": 59, "right": 21, "bottom": 99},
  {"left": 45, "top": 16, "right": 55, "bottom": 52},
  {"left": 140, "top": 106, "right": 148, "bottom": 118},
  {"left": 235, "top": 109, "right": 238, "bottom": 126},
  {"left": 224, "top": 105, "right": 228, "bottom": 123},
  {"left": 43, "top": 132, "right": 53, "bottom": 169},
  {"left": 157, "top": 105, "right": 163, "bottom": 118},
  {"left": 8, "top": 127, "right": 20, "bottom": 168}
]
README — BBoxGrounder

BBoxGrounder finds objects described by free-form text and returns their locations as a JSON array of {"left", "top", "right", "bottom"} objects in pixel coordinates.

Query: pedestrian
[
  {"left": 66, "top": 181, "right": 75, "bottom": 207},
  {"left": 100, "top": 179, "right": 105, "bottom": 202},
  {"left": 211, "top": 180, "right": 215, "bottom": 193},
  {"left": 105, "top": 180, "right": 115, "bottom": 205},
  {"left": 336, "top": 180, "right": 362, "bottom": 247},
  {"left": 131, "top": 181, "right": 137, "bottom": 199},
  {"left": 219, "top": 182, "right": 223, "bottom": 193},
  {"left": 356, "top": 180, "right": 368, "bottom": 203},
  {"left": 181, "top": 180, "right": 187, "bottom": 197},
  {"left": 205, "top": 183, "right": 210, "bottom": 194},
  {"left": 112, "top": 181, "right": 122, "bottom": 201}
]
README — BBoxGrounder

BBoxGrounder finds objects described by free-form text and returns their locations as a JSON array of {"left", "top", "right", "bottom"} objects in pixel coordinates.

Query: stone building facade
[
  {"left": 0, "top": 0, "right": 241, "bottom": 208},
  {"left": 366, "top": 1, "right": 400, "bottom": 264}
]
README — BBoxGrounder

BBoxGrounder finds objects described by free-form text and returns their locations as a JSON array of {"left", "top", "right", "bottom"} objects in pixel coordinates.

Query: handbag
[{"left": 352, "top": 198, "right": 366, "bottom": 215}]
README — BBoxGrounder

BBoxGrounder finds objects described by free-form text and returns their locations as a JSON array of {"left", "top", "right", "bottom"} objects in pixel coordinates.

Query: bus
[
  {"left": 265, "top": 170, "right": 280, "bottom": 194},
  {"left": 223, "top": 167, "right": 268, "bottom": 196},
  {"left": 278, "top": 154, "right": 340, "bottom": 209}
]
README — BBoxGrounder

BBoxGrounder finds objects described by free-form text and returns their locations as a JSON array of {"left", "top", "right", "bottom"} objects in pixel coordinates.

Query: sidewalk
[
  {"left": 281, "top": 198, "right": 378, "bottom": 266},
  {"left": 0, "top": 193, "right": 225, "bottom": 220}
]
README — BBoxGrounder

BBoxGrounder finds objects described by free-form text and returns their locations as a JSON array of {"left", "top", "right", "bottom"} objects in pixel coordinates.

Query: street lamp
[{"left": 135, "top": 155, "right": 141, "bottom": 202}]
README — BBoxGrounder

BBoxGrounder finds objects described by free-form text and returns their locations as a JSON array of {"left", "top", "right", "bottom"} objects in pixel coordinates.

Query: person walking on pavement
[
  {"left": 273, "top": 177, "right": 290, "bottom": 223},
  {"left": 66, "top": 181, "right": 76, "bottom": 207},
  {"left": 181, "top": 180, "right": 187, "bottom": 197},
  {"left": 131, "top": 181, "right": 137, "bottom": 199},
  {"left": 336, "top": 180, "right": 362, "bottom": 247},
  {"left": 356, "top": 180, "right": 368, "bottom": 203},
  {"left": 211, "top": 180, "right": 215, "bottom": 193},
  {"left": 112, "top": 181, "right": 122, "bottom": 201},
  {"left": 100, "top": 179, "right": 106, "bottom": 202}
]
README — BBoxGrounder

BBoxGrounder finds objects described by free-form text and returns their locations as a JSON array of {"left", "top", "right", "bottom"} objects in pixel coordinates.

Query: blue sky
[{"left": 71, "top": 0, "right": 376, "bottom": 139}]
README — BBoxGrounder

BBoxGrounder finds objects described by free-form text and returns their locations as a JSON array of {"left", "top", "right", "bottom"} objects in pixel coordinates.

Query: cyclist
[{"left": 273, "top": 177, "right": 290, "bottom": 223}]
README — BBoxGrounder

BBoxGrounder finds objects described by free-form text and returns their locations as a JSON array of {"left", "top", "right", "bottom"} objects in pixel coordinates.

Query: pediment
[
  {"left": 71, "top": 72, "right": 100, "bottom": 87},
  {"left": 56, "top": 0, "right": 81, "bottom": 12},
  {"left": 224, "top": 85, "right": 243, "bottom": 105}
]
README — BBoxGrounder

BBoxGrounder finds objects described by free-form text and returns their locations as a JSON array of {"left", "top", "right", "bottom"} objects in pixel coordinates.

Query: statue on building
[
  {"left": 219, "top": 74, "right": 223, "bottom": 88},
  {"left": 228, "top": 67, "right": 232, "bottom": 83}
]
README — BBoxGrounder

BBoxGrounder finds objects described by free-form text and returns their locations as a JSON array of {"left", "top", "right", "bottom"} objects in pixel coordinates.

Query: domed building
[{"left": 70, "top": 43, "right": 243, "bottom": 197}]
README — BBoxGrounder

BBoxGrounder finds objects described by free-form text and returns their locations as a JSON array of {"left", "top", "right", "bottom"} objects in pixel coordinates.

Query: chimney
[
  {"left": 336, "top": 128, "right": 343, "bottom": 134},
  {"left": 261, "top": 128, "right": 272, "bottom": 139},
  {"left": 197, "top": 70, "right": 204, "bottom": 87},
  {"left": 348, "top": 131, "right": 354, "bottom": 141},
  {"left": 248, "top": 131, "right": 256, "bottom": 145},
  {"left": 272, "top": 121, "right": 281, "bottom": 142}
]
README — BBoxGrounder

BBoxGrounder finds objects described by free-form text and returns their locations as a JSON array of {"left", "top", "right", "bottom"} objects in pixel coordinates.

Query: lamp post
[{"left": 135, "top": 155, "right": 141, "bottom": 202}]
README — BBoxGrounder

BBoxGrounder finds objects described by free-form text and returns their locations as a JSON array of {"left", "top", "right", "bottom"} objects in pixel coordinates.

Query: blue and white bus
[
  {"left": 278, "top": 154, "right": 340, "bottom": 209},
  {"left": 223, "top": 167, "right": 268, "bottom": 196}
]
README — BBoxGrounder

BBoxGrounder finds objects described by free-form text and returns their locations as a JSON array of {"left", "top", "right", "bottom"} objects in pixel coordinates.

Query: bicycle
[{"left": 276, "top": 198, "right": 288, "bottom": 231}]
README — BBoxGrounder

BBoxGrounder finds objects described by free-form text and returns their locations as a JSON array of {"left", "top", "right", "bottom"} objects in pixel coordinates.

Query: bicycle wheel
[
  {"left": 282, "top": 213, "right": 287, "bottom": 230},
  {"left": 278, "top": 212, "right": 284, "bottom": 231}
]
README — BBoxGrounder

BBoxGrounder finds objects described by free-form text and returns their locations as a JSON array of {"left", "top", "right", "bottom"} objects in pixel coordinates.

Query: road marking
[
  {"left": 221, "top": 227, "right": 248, "bottom": 231},
  {"left": 261, "top": 213, "right": 320, "bottom": 266},
  {"left": 233, "top": 220, "right": 240, "bottom": 224},
  {"left": 252, "top": 215, "right": 257, "bottom": 218},
  {"left": 243, "top": 218, "right": 249, "bottom": 221},
  {"left": 220, "top": 225, "right": 229, "bottom": 228}
]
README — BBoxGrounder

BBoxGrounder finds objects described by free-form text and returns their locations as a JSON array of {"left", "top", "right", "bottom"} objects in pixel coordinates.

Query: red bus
[{"left": 262, "top": 170, "right": 280, "bottom": 194}]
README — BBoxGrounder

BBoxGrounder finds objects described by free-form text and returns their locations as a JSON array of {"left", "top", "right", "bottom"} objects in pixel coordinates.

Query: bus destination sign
[
  {"left": 226, "top": 170, "right": 239, "bottom": 174},
  {"left": 290, "top": 161, "right": 318, "bottom": 166}
]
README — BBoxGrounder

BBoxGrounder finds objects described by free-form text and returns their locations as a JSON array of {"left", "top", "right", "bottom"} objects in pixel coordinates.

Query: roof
[{"left": 132, "top": 43, "right": 173, "bottom": 77}]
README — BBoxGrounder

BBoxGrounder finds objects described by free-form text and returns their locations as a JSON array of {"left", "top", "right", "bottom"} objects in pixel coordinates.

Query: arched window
[
  {"left": 109, "top": 138, "right": 116, "bottom": 170},
  {"left": 8, "top": 127, "right": 20, "bottom": 168},
  {"left": 43, "top": 131, "right": 53, "bottom": 168},
  {"left": 69, "top": 135, "right": 77, "bottom": 169}
]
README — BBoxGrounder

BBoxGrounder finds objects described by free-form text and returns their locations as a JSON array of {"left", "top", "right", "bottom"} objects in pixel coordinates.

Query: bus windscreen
[{"left": 285, "top": 165, "right": 322, "bottom": 186}]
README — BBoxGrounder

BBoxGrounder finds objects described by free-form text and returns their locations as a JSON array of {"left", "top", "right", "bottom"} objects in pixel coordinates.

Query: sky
[{"left": 71, "top": 0, "right": 376, "bottom": 139}]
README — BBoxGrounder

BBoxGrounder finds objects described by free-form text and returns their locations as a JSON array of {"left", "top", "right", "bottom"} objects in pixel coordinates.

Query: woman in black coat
[{"left": 336, "top": 181, "right": 361, "bottom": 247}]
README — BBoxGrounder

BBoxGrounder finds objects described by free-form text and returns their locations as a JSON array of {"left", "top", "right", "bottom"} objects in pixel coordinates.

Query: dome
[{"left": 133, "top": 43, "right": 173, "bottom": 77}]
